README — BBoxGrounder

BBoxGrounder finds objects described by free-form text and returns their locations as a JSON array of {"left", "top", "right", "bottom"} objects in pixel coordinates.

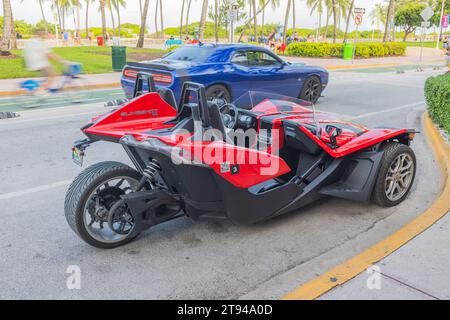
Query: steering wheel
[{"left": 219, "top": 103, "right": 239, "bottom": 129}]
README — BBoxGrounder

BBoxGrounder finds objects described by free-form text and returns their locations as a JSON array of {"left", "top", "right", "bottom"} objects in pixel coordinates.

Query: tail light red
[{"left": 123, "top": 69, "right": 172, "bottom": 84}]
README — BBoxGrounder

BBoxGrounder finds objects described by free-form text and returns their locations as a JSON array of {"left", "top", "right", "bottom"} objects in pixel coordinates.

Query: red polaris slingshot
[{"left": 65, "top": 74, "right": 417, "bottom": 248}]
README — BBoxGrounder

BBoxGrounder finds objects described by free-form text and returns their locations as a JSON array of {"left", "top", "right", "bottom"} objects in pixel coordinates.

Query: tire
[
  {"left": 64, "top": 161, "right": 143, "bottom": 249},
  {"left": 206, "top": 84, "right": 231, "bottom": 102},
  {"left": 371, "top": 142, "right": 416, "bottom": 207},
  {"left": 299, "top": 76, "right": 322, "bottom": 103}
]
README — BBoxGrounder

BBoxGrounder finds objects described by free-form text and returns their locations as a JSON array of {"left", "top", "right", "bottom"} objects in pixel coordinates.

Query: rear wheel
[
  {"left": 206, "top": 84, "right": 231, "bottom": 102},
  {"left": 65, "top": 161, "right": 142, "bottom": 248},
  {"left": 300, "top": 76, "right": 321, "bottom": 103},
  {"left": 371, "top": 142, "right": 416, "bottom": 207}
]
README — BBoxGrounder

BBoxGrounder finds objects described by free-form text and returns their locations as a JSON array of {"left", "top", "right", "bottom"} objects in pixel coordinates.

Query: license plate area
[{"left": 72, "top": 147, "right": 84, "bottom": 166}]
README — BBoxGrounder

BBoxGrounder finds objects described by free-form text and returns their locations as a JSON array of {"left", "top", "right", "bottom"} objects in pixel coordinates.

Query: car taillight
[
  {"left": 152, "top": 73, "right": 172, "bottom": 84},
  {"left": 123, "top": 69, "right": 138, "bottom": 78},
  {"left": 123, "top": 69, "right": 172, "bottom": 84}
]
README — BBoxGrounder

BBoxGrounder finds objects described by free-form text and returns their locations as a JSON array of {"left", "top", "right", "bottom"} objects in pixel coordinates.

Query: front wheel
[
  {"left": 299, "top": 76, "right": 322, "bottom": 103},
  {"left": 64, "top": 161, "right": 143, "bottom": 248},
  {"left": 206, "top": 84, "right": 231, "bottom": 102},
  {"left": 371, "top": 142, "right": 416, "bottom": 207}
]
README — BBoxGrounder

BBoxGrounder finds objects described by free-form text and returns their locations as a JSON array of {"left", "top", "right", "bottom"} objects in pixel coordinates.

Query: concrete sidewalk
[{"left": 321, "top": 209, "right": 450, "bottom": 300}]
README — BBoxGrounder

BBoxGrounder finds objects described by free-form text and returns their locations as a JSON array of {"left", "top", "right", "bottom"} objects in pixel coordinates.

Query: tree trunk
[
  {"left": 214, "top": 0, "right": 218, "bottom": 43},
  {"left": 282, "top": 0, "right": 291, "bottom": 43},
  {"left": 252, "top": 0, "right": 257, "bottom": 38},
  {"left": 55, "top": 2, "right": 62, "bottom": 32},
  {"left": 185, "top": 0, "right": 192, "bottom": 35},
  {"left": 179, "top": 0, "right": 185, "bottom": 39},
  {"left": 109, "top": 6, "right": 116, "bottom": 38},
  {"left": 38, "top": 0, "right": 48, "bottom": 36},
  {"left": 343, "top": 0, "right": 354, "bottom": 43},
  {"left": 292, "top": 0, "right": 296, "bottom": 30},
  {"left": 159, "top": 0, "right": 164, "bottom": 39},
  {"left": 85, "top": 0, "right": 90, "bottom": 39},
  {"left": 154, "top": 0, "right": 159, "bottom": 38},
  {"left": 100, "top": 0, "right": 107, "bottom": 39},
  {"left": 324, "top": 8, "right": 330, "bottom": 40},
  {"left": 137, "top": 0, "right": 150, "bottom": 48},
  {"left": 332, "top": 0, "right": 337, "bottom": 43},
  {"left": 199, "top": 0, "right": 209, "bottom": 41},
  {"left": 1, "top": 0, "right": 13, "bottom": 51},
  {"left": 238, "top": 0, "right": 270, "bottom": 42},
  {"left": 383, "top": 0, "right": 394, "bottom": 42},
  {"left": 116, "top": 2, "right": 121, "bottom": 41}
]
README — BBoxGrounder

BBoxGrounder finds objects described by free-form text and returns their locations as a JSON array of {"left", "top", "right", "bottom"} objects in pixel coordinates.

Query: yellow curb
[
  {"left": 325, "top": 62, "right": 402, "bottom": 70},
  {"left": 0, "top": 82, "right": 121, "bottom": 97},
  {"left": 283, "top": 112, "right": 450, "bottom": 300}
]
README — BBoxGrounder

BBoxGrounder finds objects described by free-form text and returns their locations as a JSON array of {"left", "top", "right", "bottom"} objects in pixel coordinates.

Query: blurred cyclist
[{"left": 23, "top": 32, "right": 65, "bottom": 92}]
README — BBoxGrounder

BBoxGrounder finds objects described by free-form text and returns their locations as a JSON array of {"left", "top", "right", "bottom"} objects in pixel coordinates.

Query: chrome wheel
[
  {"left": 83, "top": 176, "right": 139, "bottom": 243},
  {"left": 384, "top": 153, "right": 414, "bottom": 202}
]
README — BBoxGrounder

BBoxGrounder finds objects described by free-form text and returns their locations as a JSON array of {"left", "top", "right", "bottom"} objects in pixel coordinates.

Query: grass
[
  {"left": 0, "top": 46, "right": 165, "bottom": 79},
  {"left": 405, "top": 41, "right": 443, "bottom": 49}
]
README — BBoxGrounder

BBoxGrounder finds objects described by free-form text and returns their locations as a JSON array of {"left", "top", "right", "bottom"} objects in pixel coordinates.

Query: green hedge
[
  {"left": 285, "top": 42, "right": 407, "bottom": 58},
  {"left": 424, "top": 73, "right": 450, "bottom": 137}
]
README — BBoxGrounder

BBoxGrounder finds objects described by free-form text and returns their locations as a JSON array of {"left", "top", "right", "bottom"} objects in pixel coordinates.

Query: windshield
[
  {"left": 232, "top": 91, "right": 313, "bottom": 113},
  {"left": 163, "top": 46, "right": 214, "bottom": 63}
]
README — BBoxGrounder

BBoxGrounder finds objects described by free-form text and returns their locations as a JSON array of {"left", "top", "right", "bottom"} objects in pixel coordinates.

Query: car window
[
  {"left": 163, "top": 46, "right": 214, "bottom": 63},
  {"left": 231, "top": 51, "right": 248, "bottom": 66},
  {"left": 247, "top": 51, "right": 281, "bottom": 66}
]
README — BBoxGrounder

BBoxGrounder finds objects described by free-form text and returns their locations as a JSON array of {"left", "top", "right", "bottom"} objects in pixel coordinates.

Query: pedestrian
[
  {"left": 445, "top": 47, "right": 450, "bottom": 71},
  {"left": 443, "top": 36, "right": 448, "bottom": 50}
]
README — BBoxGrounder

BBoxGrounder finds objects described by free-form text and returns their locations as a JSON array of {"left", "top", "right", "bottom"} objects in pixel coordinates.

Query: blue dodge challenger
[{"left": 121, "top": 43, "right": 328, "bottom": 104}]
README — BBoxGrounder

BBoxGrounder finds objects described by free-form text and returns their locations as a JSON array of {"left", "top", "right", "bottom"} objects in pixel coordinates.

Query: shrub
[
  {"left": 285, "top": 42, "right": 406, "bottom": 58},
  {"left": 424, "top": 73, "right": 450, "bottom": 137}
]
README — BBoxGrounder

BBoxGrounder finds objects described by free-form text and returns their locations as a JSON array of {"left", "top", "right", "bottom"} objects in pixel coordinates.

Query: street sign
[
  {"left": 420, "top": 7, "right": 434, "bottom": 22},
  {"left": 227, "top": 10, "right": 237, "bottom": 22},
  {"left": 355, "top": 14, "right": 363, "bottom": 25},
  {"left": 421, "top": 21, "right": 430, "bottom": 28},
  {"left": 354, "top": 7, "right": 365, "bottom": 15}
]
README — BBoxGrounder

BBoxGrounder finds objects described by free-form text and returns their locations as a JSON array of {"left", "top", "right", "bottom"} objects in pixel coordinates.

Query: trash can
[
  {"left": 97, "top": 36, "right": 104, "bottom": 46},
  {"left": 343, "top": 43, "right": 353, "bottom": 60},
  {"left": 111, "top": 46, "right": 127, "bottom": 72}
]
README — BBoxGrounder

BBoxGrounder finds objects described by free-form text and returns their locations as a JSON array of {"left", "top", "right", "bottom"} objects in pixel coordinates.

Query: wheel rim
[
  {"left": 208, "top": 88, "right": 228, "bottom": 102},
  {"left": 384, "top": 153, "right": 414, "bottom": 202},
  {"left": 304, "top": 78, "right": 321, "bottom": 102},
  {"left": 83, "top": 176, "right": 139, "bottom": 243}
]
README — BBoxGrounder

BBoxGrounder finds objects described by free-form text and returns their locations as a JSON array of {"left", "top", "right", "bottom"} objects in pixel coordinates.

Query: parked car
[{"left": 120, "top": 43, "right": 328, "bottom": 104}]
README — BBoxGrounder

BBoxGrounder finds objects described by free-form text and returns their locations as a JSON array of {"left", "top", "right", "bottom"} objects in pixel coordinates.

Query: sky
[{"left": 7, "top": 0, "right": 384, "bottom": 32}]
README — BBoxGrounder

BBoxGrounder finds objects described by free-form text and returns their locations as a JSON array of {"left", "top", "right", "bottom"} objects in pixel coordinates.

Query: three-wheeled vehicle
[{"left": 65, "top": 74, "right": 417, "bottom": 248}]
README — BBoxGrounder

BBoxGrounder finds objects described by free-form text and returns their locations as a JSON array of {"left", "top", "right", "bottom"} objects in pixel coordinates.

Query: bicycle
[{"left": 18, "top": 62, "right": 91, "bottom": 109}]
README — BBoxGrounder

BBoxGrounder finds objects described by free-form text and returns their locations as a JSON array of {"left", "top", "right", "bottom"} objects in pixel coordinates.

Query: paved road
[{"left": 0, "top": 69, "right": 443, "bottom": 299}]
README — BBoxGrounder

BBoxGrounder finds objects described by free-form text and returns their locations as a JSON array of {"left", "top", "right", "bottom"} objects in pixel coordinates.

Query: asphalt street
[{"left": 0, "top": 68, "right": 443, "bottom": 299}]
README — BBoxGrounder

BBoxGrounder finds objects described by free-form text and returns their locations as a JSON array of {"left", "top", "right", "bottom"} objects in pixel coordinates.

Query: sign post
[
  {"left": 352, "top": 8, "right": 365, "bottom": 64},
  {"left": 436, "top": 0, "right": 446, "bottom": 49},
  {"left": 228, "top": 2, "right": 239, "bottom": 43},
  {"left": 419, "top": 7, "right": 434, "bottom": 71}
]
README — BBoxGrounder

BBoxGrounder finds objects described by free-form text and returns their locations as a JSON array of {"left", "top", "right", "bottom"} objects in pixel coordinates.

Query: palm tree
[
  {"left": 154, "top": 0, "right": 159, "bottom": 38},
  {"left": 214, "top": 0, "right": 218, "bottom": 42},
  {"left": 1, "top": 0, "right": 15, "bottom": 51},
  {"left": 383, "top": 0, "right": 394, "bottom": 42},
  {"left": 85, "top": 0, "right": 91, "bottom": 39},
  {"left": 137, "top": 0, "right": 149, "bottom": 47},
  {"left": 238, "top": 0, "right": 271, "bottom": 42},
  {"left": 282, "top": 0, "right": 292, "bottom": 43},
  {"left": 38, "top": 0, "right": 49, "bottom": 35},
  {"left": 307, "top": 0, "right": 327, "bottom": 40},
  {"left": 159, "top": 0, "right": 164, "bottom": 39},
  {"left": 106, "top": 0, "right": 116, "bottom": 38},
  {"left": 369, "top": 3, "right": 386, "bottom": 40},
  {"left": 113, "top": 0, "right": 126, "bottom": 40},
  {"left": 99, "top": 0, "right": 107, "bottom": 39},
  {"left": 343, "top": 0, "right": 354, "bottom": 43},
  {"left": 252, "top": 0, "right": 257, "bottom": 38},
  {"left": 185, "top": 0, "right": 193, "bottom": 36},
  {"left": 292, "top": 0, "right": 296, "bottom": 30},
  {"left": 199, "top": 0, "right": 209, "bottom": 41},
  {"left": 180, "top": 0, "right": 186, "bottom": 39},
  {"left": 260, "top": 0, "right": 280, "bottom": 31}
]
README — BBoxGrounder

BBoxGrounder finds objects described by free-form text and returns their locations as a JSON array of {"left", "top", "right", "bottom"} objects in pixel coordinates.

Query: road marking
[
  {"left": 283, "top": 113, "right": 450, "bottom": 300},
  {"left": 0, "top": 179, "right": 72, "bottom": 201},
  {"left": 349, "top": 101, "right": 425, "bottom": 120},
  {"left": 0, "top": 110, "right": 103, "bottom": 125}
]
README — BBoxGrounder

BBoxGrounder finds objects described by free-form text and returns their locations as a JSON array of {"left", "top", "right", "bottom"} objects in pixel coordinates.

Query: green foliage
[
  {"left": 286, "top": 42, "right": 407, "bottom": 58},
  {"left": 425, "top": 74, "right": 450, "bottom": 137},
  {"left": 159, "top": 22, "right": 228, "bottom": 39},
  {"left": 236, "top": 23, "right": 281, "bottom": 37}
]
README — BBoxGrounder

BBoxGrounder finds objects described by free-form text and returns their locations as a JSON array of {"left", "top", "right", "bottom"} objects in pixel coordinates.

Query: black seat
[{"left": 207, "top": 102, "right": 227, "bottom": 142}]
